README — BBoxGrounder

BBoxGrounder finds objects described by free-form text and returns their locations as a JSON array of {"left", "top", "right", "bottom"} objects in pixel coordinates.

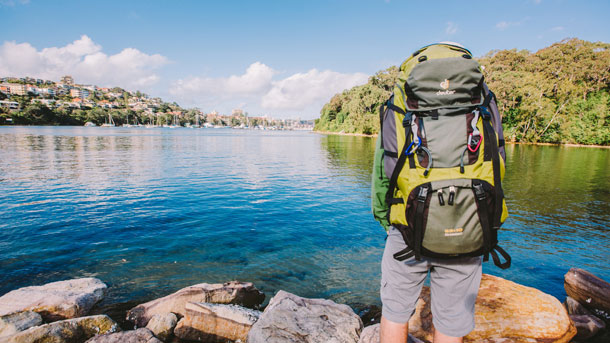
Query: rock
[
  {"left": 357, "top": 324, "right": 424, "bottom": 343},
  {"left": 3, "top": 314, "right": 119, "bottom": 343},
  {"left": 85, "top": 328, "right": 163, "bottom": 343},
  {"left": 174, "top": 302, "right": 260, "bottom": 342},
  {"left": 0, "top": 311, "right": 43, "bottom": 338},
  {"left": 247, "top": 290, "right": 363, "bottom": 343},
  {"left": 408, "top": 274, "right": 576, "bottom": 343},
  {"left": 566, "top": 296, "right": 593, "bottom": 316},
  {"left": 570, "top": 314, "right": 606, "bottom": 341},
  {"left": 0, "top": 278, "right": 107, "bottom": 322},
  {"left": 565, "top": 268, "right": 610, "bottom": 321},
  {"left": 127, "top": 281, "right": 264, "bottom": 327},
  {"left": 145, "top": 313, "right": 177, "bottom": 342}
]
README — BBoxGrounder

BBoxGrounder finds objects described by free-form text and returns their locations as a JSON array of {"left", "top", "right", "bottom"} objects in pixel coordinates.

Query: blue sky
[{"left": 1, "top": 0, "right": 609, "bottom": 119}]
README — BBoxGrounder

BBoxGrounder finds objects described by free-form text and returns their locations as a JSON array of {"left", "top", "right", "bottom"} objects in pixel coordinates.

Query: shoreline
[{"left": 313, "top": 130, "right": 610, "bottom": 148}]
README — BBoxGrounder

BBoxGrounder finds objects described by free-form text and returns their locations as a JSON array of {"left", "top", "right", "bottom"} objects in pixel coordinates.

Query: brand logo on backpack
[{"left": 437, "top": 79, "right": 456, "bottom": 96}]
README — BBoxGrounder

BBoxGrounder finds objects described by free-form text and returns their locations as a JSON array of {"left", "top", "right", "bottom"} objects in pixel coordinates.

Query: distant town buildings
[{"left": 60, "top": 75, "right": 74, "bottom": 86}]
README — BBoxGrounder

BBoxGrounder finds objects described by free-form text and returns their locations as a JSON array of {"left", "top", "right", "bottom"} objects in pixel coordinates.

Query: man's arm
[{"left": 371, "top": 135, "right": 391, "bottom": 232}]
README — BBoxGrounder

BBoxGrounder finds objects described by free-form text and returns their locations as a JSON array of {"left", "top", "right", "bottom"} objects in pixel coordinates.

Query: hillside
[{"left": 314, "top": 39, "right": 610, "bottom": 145}]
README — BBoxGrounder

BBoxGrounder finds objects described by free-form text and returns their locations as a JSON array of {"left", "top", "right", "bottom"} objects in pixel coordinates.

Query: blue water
[{"left": 0, "top": 126, "right": 609, "bottom": 310}]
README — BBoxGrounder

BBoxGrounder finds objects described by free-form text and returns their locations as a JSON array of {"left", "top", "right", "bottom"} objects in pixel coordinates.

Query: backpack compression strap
[{"left": 479, "top": 91, "right": 511, "bottom": 269}]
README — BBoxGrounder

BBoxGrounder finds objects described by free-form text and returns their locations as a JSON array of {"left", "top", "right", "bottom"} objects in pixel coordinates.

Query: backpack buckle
[
  {"left": 402, "top": 112, "right": 413, "bottom": 128},
  {"left": 479, "top": 106, "right": 492, "bottom": 120},
  {"left": 417, "top": 186, "right": 429, "bottom": 202},
  {"left": 473, "top": 183, "right": 486, "bottom": 201}
]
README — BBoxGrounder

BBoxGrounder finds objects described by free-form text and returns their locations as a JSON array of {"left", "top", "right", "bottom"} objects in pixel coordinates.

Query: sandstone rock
[
  {"left": 3, "top": 314, "right": 119, "bottom": 343},
  {"left": 357, "top": 324, "right": 423, "bottom": 343},
  {"left": 145, "top": 313, "right": 177, "bottom": 342},
  {"left": 0, "top": 278, "right": 107, "bottom": 322},
  {"left": 566, "top": 296, "right": 593, "bottom": 316},
  {"left": 85, "top": 328, "right": 163, "bottom": 343},
  {"left": 127, "top": 281, "right": 264, "bottom": 327},
  {"left": 0, "top": 311, "right": 42, "bottom": 338},
  {"left": 565, "top": 268, "right": 610, "bottom": 321},
  {"left": 248, "top": 290, "right": 363, "bottom": 343},
  {"left": 174, "top": 302, "right": 260, "bottom": 342},
  {"left": 570, "top": 314, "right": 606, "bottom": 341},
  {"left": 408, "top": 274, "right": 576, "bottom": 343}
]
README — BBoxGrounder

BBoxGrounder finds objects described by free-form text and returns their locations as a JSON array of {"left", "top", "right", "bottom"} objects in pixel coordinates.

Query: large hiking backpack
[{"left": 379, "top": 43, "right": 511, "bottom": 269}]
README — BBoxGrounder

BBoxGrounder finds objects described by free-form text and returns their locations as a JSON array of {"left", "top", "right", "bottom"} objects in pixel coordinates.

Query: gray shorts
[{"left": 380, "top": 227, "right": 482, "bottom": 337}]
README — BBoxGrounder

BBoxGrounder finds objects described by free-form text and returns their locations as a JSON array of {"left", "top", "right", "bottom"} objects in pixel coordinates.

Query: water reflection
[{"left": 0, "top": 127, "right": 608, "bottom": 310}]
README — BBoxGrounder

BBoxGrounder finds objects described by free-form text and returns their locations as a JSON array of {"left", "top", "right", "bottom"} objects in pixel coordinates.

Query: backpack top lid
[{"left": 398, "top": 43, "right": 485, "bottom": 112}]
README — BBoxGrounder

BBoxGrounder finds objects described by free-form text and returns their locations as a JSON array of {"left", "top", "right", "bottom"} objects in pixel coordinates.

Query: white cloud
[
  {"left": 0, "top": 35, "right": 168, "bottom": 89},
  {"left": 551, "top": 26, "right": 564, "bottom": 31},
  {"left": 496, "top": 21, "right": 522, "bottom": 31},
  {"left": 261, "top": 69, "right": 368, "bottom": 111},
  {"left": 445, "top": 22, "right": 458, "bottom": 35},
  {"left": 171, "top": 63, "right": 367, "bottom": 117}
]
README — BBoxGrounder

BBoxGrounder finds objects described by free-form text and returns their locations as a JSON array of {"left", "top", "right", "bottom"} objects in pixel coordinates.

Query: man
[
  {"left": 371, "top": 41, "right": 508, "bottom": 343},
  {"left": 372, "top": 135, "right": 482, "bottom": 343}
]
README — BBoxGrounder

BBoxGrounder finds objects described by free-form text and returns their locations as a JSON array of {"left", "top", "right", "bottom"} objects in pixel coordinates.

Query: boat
[
  {"left": 101, "top": 113, "right": 115, "bottom": 127},
  {"left": 84, "top": 122, "right": 96, "bottom": 127},
  {"left": 191, "top": 113, "right": 201, "bottom": 128}
]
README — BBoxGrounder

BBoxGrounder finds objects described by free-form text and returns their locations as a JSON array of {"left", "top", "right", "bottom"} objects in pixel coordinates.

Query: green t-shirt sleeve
[{"left": 371, "top": 135, "right": 391, "bottom": 232}]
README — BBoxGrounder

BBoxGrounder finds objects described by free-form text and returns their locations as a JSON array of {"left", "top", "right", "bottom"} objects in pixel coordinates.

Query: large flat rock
[
  {"left": 248, "top": 290, "right": 363, "bottom": 343},
  {"left": 145, "top": 313, "right": 177, "bottom": 342},
  {"left": 358, "top": 324, "right": 423, "bottom": 343},
  {"left": 174, "top": 302, "right": 261, "bottom": 342},
  {"left": 85, "top": 328, "right": 163, "bottom": 343},
  {"left": 408, "top": 274, "right": 576, "bottom": 342},
  {"left": 2, "top": 314, "right": 119, "bottom": 343},
  {"left": 0, "top": 311, "right": 42, "bottom": 338},
  {"left": 127, "top": 281, "right": 264, "bottom": 327},
  {"left": 0, "top": 278, "right": 107, "bottom": 322}
]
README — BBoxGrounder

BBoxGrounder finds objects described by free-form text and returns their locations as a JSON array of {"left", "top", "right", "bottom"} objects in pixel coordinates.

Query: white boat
[
  {"left": 101, "top": 113, "right": 115, "bottom": 127},
  {"left": 84, "top": 122, "right": 96, "bottom": 127}
]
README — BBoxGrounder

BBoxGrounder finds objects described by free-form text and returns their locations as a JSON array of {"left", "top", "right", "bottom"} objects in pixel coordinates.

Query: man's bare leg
[
  {"left": 380, "top": 315, "right": 408, "bottom": 343},
  {"left": 433, "top": 329, "right": 463, "bottom": 343}
]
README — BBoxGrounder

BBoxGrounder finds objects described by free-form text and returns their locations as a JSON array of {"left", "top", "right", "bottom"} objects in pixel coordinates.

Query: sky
[{"left": 1, "top": 0, "right": 609, "bottom": 119}]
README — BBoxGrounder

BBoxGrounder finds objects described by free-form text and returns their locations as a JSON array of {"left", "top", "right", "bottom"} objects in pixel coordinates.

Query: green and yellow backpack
[{"left": 378, "top": 43, "right": 511, "bottom": 269}]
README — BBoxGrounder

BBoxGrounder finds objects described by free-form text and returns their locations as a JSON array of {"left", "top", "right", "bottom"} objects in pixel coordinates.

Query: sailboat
[
  {"left": 192, "top": 113, "right": 201, "bottom": 128},
  {"left": 168, "top": 113, "right": 180, "bottom": 128},
  {"left": 101, "top": 113, "right": 115, "bottom": 127},
  {"left": 122, "top": 114, "right": 132, "bottom": 127}
]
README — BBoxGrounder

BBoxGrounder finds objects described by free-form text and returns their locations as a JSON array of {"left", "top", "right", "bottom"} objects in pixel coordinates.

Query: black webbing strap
[
  {"left": 387, "top": 198, "right": 404, "bottom": 205},
  {"left": 473, "top": 182, "right": 492, "bottom": 262},
  {"left": 481, "top": 118, "right": 504, "bottom": 230},
  {"left": 490, "top": 245, "right": 511, "bottom": 269},
  {"left": 413, "top": 185, "right": 429, "bottom": 261},
  {"left": 387, "top": 102, "right": 406, "bottom": 115},
  {"left": 383, "top": 150, "right": 398, "bottom": 158},
  {"left": 379, "top": 101, "right": 386, "bottom": 150},
  {"left": 385, "top": 113, "right": 413, "bottom": 206}
]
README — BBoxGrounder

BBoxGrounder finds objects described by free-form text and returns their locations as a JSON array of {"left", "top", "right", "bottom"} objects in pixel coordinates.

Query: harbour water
[{"left": 0, "top": 126, "right": 609, "bottom": 310}]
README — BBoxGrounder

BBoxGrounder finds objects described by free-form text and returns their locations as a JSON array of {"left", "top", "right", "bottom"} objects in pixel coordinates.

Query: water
[{"left": 0, "top": 126, "right": 609, "bottom": 312}]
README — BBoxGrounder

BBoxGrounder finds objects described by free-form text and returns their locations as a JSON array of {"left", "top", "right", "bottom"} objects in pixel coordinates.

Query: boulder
[
  {"left": 247, "top": 290, "right": 363, "bottom": 343},
  {"left": 358, "top": 324, "right": 423, "bottom": 343},
  {"left": 85, "top": 328, "right": 163, "bottom": 343},
  {"left": 0, "top": 311, "right": 43, "bottom": 338},
  {"left": 145, "top": 313, "right": 177, "bottom": 342},
  {"left": 565, "top": 268, "right": 610, "bottom": 321},
  {"left": 565, "top": 296, "right": 593, "bottom": 316},
  {"left": 570, "top": 314, "right": 606, "bottom": 341},
  {"left": 3, "top": 314, "right": 119, "bottom": 343},
  {"left": 408, "top": 274, "right": 576, "bottom": 343},
  {"left": 0, "top": 278, "right": 107, "bottom": 322},
  {"left": 127, "top": 281, "right": 264, "bottom": 327},
  {"left": 174, "top": 302, "right": 260, "bottom": 342}
]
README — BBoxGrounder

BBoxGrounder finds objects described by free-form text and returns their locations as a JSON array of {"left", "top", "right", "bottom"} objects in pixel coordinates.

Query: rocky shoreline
[{"left": 0, "top": 269, "right": 608, "bottom": 343}]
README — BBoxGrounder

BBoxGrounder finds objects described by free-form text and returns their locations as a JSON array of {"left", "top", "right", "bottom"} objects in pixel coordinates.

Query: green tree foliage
[
  {"left": 315, "top": 39, "right": 610, "bottom": 145},
  {"left": 315, "top": 66, "right": 398, "bottom": 135}
]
